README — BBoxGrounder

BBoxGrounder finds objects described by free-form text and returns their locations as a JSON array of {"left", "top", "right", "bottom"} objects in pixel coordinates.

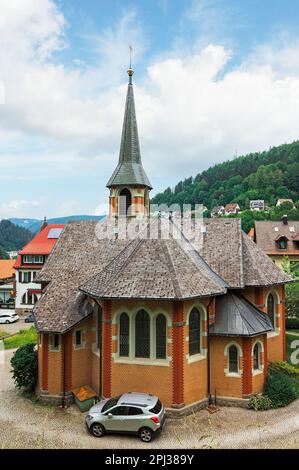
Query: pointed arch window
[
  {"left": 189, "top": 307, "right": 201, "bottom": 356},
  {"left": 156, "top": 314, "right": 166, "bottom": 359},
  {"left": 119, "top": 188, "right": 132, "bottom": 216},
  {"left": 228, "top": 345, "right": 238, "bottom": 373},
  {"left": 267, "top": 293, "right": 276, "bottom": 328},
  {"left": 135, "top": 310, "right": 150, "bottom": 358},
  {"left": 119, "top": 313, "right": 130, "bottom": 357}
]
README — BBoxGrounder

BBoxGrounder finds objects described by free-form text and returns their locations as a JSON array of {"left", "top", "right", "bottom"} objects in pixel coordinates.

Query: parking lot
[
  {"left": 0, "top": 314, "right": 33, "bottom": 336},
  {"left": 0, "top": 349, "right": 298, "bottom": 448}
]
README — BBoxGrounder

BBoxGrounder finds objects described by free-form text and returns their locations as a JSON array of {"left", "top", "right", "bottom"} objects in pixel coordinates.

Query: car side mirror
[{"left": 107, "top": 413, "right": 113, "bottom": 418}]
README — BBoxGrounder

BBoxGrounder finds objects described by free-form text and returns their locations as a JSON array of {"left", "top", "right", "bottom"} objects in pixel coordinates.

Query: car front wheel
[
  {"left": 139, "top": 427, "right": 153, "bottom": 443},
  {"left": 90, "top": 423, "right": 105, "bottom": 438},
  {"left": 5, "top": 320, "right": 10, "bottom": 324}
]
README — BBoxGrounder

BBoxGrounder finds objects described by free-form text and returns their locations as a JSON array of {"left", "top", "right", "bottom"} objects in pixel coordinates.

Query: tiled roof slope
[
  {"left": 15, "top": 224, "right": 64, "bottom": 258},
  {"left": 80, "top": 221, "right": 227, "bottom": 300},
  {"left": 33, "top": 218, "right": 292, "bottom": 333},
  {"left": 34, "top": 221, "right": 130, "bottom": 332},
  {"left": 242, "top": 232, "right": 293, "bottom": 286},
  {"left": 255, "top": 220, "right": 299, "bottom": 255},
  {"left": 0, "top": 260, "right": 15, "bottom": 280},
  {"left": 191, "top": 218, "right": 244, "bottom": 288}
]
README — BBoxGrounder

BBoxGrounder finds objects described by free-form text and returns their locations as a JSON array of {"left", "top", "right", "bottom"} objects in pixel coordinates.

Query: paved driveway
[
  {"left": 0, "top": 317, "right": 33, "bottom": 336},
  {"left": 0, "top": 349, "right": 298, "bottom": 449}
]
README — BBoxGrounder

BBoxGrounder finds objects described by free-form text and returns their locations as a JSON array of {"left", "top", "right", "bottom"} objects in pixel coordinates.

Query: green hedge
[
  {"left": 271, "top": 361, "right": 299, "bottom": 377},
  {"left": 264, "top": 365, "right": 297, "bottom": 408},
  {"left": 286, "top": 317, "right": 299, "bottom": 329}
]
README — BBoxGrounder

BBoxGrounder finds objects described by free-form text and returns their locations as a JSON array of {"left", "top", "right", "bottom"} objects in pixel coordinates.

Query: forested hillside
[
  {"left": 152, "top": 141, "right": 299, "bottom": 210},
  {"left": 0, "top": 219, "right": 33, "bottom": 253}
]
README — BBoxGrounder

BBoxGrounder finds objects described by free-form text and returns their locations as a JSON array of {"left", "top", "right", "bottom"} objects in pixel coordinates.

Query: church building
[{"left": 33, "top": 67, "right": 292, "bottom": 411}]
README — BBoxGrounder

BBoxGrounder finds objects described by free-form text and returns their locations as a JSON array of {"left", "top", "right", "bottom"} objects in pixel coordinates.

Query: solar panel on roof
[{"left": 47, "top": 228, "right": 63, "bottom": 239}]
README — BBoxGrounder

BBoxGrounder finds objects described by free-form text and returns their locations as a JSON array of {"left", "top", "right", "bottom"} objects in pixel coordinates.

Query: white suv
[{"left": 0, "top": 312, "right": 19, "bottom": 324}]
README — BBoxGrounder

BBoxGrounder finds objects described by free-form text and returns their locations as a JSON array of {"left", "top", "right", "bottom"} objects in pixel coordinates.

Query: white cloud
[
  {"left": 1, "top": 0, "right": 299, "bottom": 213},
  {"left": 0, "top": 199, "right": 41, "bottom": 218}
]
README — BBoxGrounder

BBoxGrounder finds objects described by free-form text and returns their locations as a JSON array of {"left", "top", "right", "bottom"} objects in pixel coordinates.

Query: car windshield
[{"left": 102, "top": 395, "right": 121, "bottom": 413}]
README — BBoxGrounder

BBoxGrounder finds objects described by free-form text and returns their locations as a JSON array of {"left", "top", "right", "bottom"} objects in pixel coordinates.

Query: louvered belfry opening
[
  {"left": 119, "top": 188, "right": 132, "bottom": 216},
  {"left": 135, "top": 309, "right": 150, "bottom": 358}
]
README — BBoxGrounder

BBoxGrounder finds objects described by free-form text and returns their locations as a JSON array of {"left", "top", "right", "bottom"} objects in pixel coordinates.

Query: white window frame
[
  {"left": 185, "top": 303, "right": 207, "bottom": 364},
  {"left": 112, "top": 306, "right": 171, "bottom": 366},
  {"left": 224, "top": 342, "right": 243, "bottom": 377},
  {"left": 252, "top": 340, "right": 264, "bottom": 375},
  {"left": 265, "top": 289, "right": 280, "bottom": 337},
  {"left": 49, "top": 334, "right": 60, "bottom": 352},
  {"left": 73, "top": 328, "right": 85, "bottom": 350}
]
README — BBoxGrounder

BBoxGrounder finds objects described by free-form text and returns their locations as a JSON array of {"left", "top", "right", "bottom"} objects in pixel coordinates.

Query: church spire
[{"left": 106, "top": 64, "right": 152, "bottom": 189}]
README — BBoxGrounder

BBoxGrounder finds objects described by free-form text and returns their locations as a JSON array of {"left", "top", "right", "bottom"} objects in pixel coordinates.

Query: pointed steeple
[{"left": 106, "top": 68, "right": 152, "bottom": 189}]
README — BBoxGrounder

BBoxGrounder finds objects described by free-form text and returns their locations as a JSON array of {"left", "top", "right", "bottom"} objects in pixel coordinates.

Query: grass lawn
[
  {"left": 0, "top": 330, "right": 10, "bottom": 339},
  {"left": 286, "top": 333, "right": 299, "bottom": 369},
  {"left": 3, "top": 326, "right": 37, "bottom": 350}
]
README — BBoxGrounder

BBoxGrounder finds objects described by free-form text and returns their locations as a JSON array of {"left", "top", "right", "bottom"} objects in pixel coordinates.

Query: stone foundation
[{"left": 39, "top": 391, "right": 74, "bottom": 407}]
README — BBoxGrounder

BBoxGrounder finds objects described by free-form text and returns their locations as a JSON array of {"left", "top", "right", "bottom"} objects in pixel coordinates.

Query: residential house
[
  {"left": 254, "top": 216, "right": 299, "bottom": 269},
  {"left": 276, "top": 199, "right": 295, "bottom": 208},
  {"left": 224, "top": 203, "right": 240, "bottom": 215},
  {"left": 211, "top": 206, "right": 225, "bottom": 218},
  {"left": 0, "top": 260, "right": 15, "bottom": 309},
  {"left": 33, "top": 68, "right": 292, "bottom": 411},
  {"left": 250, "top": 200, "right": 264, "bottom": 211},
  {"left": 14, "top": 223, "right": 64, "bottom": 315}
]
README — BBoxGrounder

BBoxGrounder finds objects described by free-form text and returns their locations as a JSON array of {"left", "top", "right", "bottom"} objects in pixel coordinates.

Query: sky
[{"left": 1, "top": 0, "right": 299, "bottom": 218}]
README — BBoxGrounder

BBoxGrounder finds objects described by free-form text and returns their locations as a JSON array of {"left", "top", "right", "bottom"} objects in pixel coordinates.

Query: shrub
[
  {"left": 286, "top": 317, "right": 299, "bottom": 329},
  {"left": 264, "top": 365, "right": 297, "bottom": 408},
  {"left": 10, "top": 343, "right": 38, "bottom": 392},
  {"left": 248, "top": 395, "right": 272, "bottom": 411},
  {"left": 271, "top": 361, "right": 299, "bottom": 378}
]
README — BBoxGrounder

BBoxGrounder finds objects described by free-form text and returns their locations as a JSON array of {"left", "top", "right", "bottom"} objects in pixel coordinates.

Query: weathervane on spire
[{"left": 127, "top": 45, "right": 134, "bottom": 82}]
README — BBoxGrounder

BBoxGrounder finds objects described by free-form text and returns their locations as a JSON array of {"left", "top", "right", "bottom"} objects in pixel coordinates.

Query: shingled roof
[
  {"left": 255, "top": 220, "right": 299, "bottom": 255},
  {"left": 242, "top": 232, "right": 292, "bottom": 286},
  {"left": 33, "top": 217, "right": 292, "bottom": 333},
  {"left": 79, "top": 219, "right": 227, "bottom": 301},
  {"left": 106, "top": 71, "right": 151, "bottom": 189}
]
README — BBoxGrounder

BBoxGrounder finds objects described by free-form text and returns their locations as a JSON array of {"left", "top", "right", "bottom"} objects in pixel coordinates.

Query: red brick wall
[
  {"left": 102, "top": 300, "right": 112, "bottom": 398},
  {"left": 172, "top": 301, "right": 185, "bottom": 406}
]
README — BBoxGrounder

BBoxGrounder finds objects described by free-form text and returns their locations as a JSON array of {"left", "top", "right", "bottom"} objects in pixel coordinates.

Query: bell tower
[{"left": 106, "top": 66, "right": 152, "bottom": 219}]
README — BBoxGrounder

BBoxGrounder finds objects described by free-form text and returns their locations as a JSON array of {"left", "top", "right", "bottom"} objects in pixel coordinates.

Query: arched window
[
  {"left": 119, "top": 313, "right": 130, "bottom": 357},
  {"left": 253, "top": 343, "right": 261, "bottom": 370},
  {"left": 156, "top": 314, "right": 166, "bottom": 359},
  {"left": 119, "top": 188, "right": 132, "bottom": 216},
  {"left": 267, "top": 293, "right": 276, "bottom": 328},
  {"left": 228, "top": 345, "right": 238, "bottom": 373},
  {"left": 189, "top": 307, "right": 201, "bottom": 356},
  {"left": 135, "top": 310, "right": 150, "bottom": 358}
]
